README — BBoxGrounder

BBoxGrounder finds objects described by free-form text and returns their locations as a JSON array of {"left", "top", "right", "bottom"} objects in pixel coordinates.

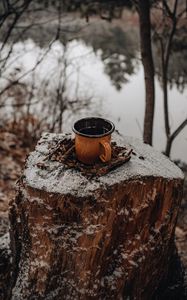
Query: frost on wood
[{"left": 9, "top": 133, "right": 184, "bottom": 300}]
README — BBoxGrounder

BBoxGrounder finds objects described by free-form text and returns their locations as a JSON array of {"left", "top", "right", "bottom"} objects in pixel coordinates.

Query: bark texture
[
  {"left": 9, "top": 133, "right": 184, "bottom": 300},
  {"left": 0, "top": 233, "right": 12, "bottom": 299}
]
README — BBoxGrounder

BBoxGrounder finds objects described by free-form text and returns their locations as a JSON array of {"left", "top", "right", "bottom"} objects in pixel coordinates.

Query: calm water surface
[
  {"left": 1, "top": 39, "right": 187, "bottom": 162},
  {"left": 65, "top": 41, "right": 187, "bottom": 162}
]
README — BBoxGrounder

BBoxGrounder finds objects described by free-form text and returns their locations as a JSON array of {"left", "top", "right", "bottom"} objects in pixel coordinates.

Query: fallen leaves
[
  {"left": 37, "top": 137, "right": 133, "bottom": 178},
  {"left": 0, "top": 130, "right": 31, "bottom": 234}
]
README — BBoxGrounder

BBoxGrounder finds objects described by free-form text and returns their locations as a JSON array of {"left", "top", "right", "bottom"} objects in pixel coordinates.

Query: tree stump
[{"left": 9, "top": 133, "right": 184, "bottom": 300}]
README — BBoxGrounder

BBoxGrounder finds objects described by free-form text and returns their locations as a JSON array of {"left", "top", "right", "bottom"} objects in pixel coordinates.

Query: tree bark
[
  {"left": 138, "top": 0, "right": 155, "bottom": 145},
  {"left": 8, "top": 133, "right": 184, "bottom": 300},
  {"left": 0, "top": 233, "right": 12, "bottom": 300}
]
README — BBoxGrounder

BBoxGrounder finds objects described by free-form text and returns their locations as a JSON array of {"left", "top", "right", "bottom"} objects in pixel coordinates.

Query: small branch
[
  {"left": 165, "top": 118, "right": 187, "bottom": 156},
  {"left": 164, "top": 0, "right": 178, "bottom": 69},
  {"left": 0, "top": 37, "right": 57, "bottom": 97},
  {"left": 170, "top": 118, "right": 187, "bottom": 143},
  {"left": 177, "top": 8, "right": 186, "bottom": 19},
  {"left": 0, "top": 0, "right": 32, "bottom": 50},
  {"left": 162, "top": 0, "right": 173, "bottom": 18}
]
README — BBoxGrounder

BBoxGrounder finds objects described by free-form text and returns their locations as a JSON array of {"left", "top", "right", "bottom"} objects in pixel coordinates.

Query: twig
[{"left": 62, "top": 145, "right": 75, "bottom": 161}]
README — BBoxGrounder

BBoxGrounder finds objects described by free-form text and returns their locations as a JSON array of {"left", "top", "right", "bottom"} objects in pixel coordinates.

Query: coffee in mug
[{"left": 72, "top": 117, "right": 115, "bottom": 165}]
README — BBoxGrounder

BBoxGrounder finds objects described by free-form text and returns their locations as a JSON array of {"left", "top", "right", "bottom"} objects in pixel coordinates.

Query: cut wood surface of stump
[{"left": 9, "top": 133, "right": 184, "bottom": 300}]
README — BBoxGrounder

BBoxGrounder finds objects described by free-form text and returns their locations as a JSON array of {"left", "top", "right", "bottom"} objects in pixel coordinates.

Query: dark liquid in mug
[{"left": 79, "top": 127, "right": 108, "bottom": 136}]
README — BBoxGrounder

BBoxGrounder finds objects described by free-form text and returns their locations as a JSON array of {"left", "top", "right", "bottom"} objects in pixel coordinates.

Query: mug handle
[{"left": 99, "top": 141, "right": 111, "bottom": 162}]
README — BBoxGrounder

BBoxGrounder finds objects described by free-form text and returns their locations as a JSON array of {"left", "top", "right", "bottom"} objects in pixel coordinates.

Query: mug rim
[{"left": 72, "top": 117, "right": 115, "bottom": 138}]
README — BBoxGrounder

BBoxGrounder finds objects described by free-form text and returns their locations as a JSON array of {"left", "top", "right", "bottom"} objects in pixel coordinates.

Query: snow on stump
[{"left": 9, "top": 133, "right": 184, "bottom": 300}]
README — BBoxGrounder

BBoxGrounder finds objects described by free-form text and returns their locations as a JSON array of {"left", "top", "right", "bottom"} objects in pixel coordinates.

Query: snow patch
[{"left": 24, "top": 133, "right": 183, "bottom": 198}]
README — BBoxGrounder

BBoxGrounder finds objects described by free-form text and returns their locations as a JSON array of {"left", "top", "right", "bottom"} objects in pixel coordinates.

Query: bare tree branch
[
  {"left": 162, "top": 0, "right": 173, "bottom": 18},
  {"left": 0, "top": 99, "right": 40, "bottom": 109},
  {"left": 0, "top": 35, "right": 58, "bottom": 98},
  {"left": 165, "top": 118, "right": 187, "bottom": 156},
  {"left": 0, "top": 0, "right": 33, "bottom": 50},
  {"left": 170, "top": 118, "right": 187, "bottom": 142},
  {"left": 164, "top": 0, "right": 178, "bottom": 68}
]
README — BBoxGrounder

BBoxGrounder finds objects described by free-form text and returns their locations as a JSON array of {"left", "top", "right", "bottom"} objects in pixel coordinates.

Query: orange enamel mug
[{"left": 72, "top": 117, "right": 115, "bottom": 165}]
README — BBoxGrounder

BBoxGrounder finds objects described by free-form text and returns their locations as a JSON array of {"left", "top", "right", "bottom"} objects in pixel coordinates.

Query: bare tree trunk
[
  {"left": 159, "top": 0, "right": 183, "bottom": 156},
  {"left": 138, "top": 0, "right": 155, "bottom": 145},
  {"left": 165, "top": 136, "right": 173, "bottom": 157},
  {"left": 161, "top": 0, "right": 178, "bottom": 140},
  {"left": 160, "top": 38, "right": 170, "bottom": 138}
]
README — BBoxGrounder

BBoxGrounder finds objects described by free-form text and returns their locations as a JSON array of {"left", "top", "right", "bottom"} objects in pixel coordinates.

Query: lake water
[{"left": 1, "top": 39, "right": 187, "bottom": 162}]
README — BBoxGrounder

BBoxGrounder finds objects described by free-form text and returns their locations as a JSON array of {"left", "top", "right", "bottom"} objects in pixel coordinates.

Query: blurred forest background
[{"left": 0, "top": 0, "right": 187, "bottom": 291}]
